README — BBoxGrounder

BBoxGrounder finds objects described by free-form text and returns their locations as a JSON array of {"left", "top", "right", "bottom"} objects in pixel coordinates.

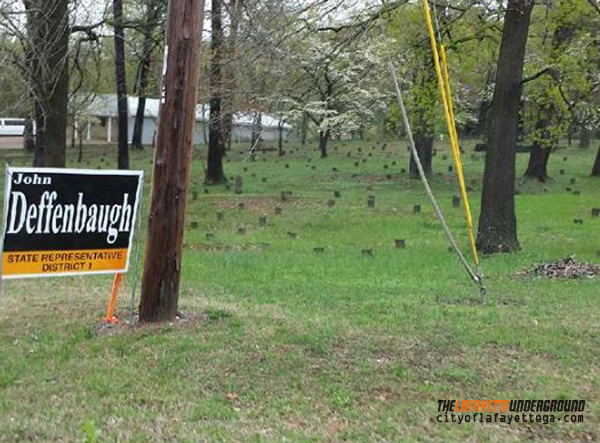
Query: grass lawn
[{"left": 0, "top": 139, "right": 598, "bottom": 442}]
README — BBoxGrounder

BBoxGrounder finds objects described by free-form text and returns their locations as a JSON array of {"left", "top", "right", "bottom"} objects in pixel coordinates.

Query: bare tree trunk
[
  {"left": 113, "top": 0, "right": 129, "bottom": 169},
  {"left": 25, "top": 0, "right": 69, "bottom": 168},
  {"left": 579, "top": 128, "right": 591, "bottom": 149},
  {"left": 78, "top": 128, "right": 84, "bottom": 163},
  {"left": 221, "top": 0, "right": 241, "bottom": 152},
  {"left": 319, "top": 129, "right": 329, "bottom": 158},
  {"left": 139, "top": 0, "right": 205, "bottom": 322},
  {"left": 33, "top": 101, "right": 45, "bottom": 167},
  {"left": 132, "top": 29, "right": 154, "bottom": 150},
  {"left": 201, "top": 103, "right": 208, "bottom": 144},
  {"left": 251, "top": 111, "right": 262, "bottom": 148},
  {"left": 205, "top": 0, "right": 227, "bottom": 184},
  {"left": 301, "top": 112, "right": 307, "bottom": 146},
  {"left": 525, "top": 114, "right": 552, "bottom": 182},
  {"left": 70, "top": 117, "right": 76, "bottom": 149},
  {"left": 278, "top": 118, "right": 284, "bottom": 155},
  {"left": 592, "top": 146, "right": 600, "bottom": 176},
  {"left": 43, "top": 0, "right": 69, "bottom": 168},
  {"left": 23, "top": 117, "right": 34, "bottom": 151},
  {"left": 477, "top": 0, "right": 533, "bottom": 254},
  {"left": 132, "top": 96, "right": 147, "bottom": 149},
  {"left": 409, "top": 133, "right": 433, "bottom": 178},
  {"left": 409, "top": 56, "right": 436, "bottom": 178}
]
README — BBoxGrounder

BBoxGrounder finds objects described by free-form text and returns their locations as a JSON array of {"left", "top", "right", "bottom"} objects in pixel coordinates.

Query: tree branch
[
  {"left": 520, "top": 67, "right": 553, "bottom": 86},
  {"left": 585, "top": 0, "right": 600, "bottom": 15}
]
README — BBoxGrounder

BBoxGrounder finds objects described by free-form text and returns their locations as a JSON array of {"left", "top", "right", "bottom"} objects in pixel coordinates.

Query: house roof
[{"left": 83, "top": 94, "right": 290, "bottom": 130}]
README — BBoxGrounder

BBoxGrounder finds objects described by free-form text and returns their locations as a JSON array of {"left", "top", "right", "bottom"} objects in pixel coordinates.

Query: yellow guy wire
[
  {"left": 440, "top": 46, "right": 479, "bottom": 267},
  {"left": 421, "top": 0, "right": 480, "bottom": 268}
]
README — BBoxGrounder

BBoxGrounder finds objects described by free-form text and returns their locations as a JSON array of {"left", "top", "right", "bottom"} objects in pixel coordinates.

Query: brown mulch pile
[{"left": 517, "top": 256, "right": 600, "bottom": 279}]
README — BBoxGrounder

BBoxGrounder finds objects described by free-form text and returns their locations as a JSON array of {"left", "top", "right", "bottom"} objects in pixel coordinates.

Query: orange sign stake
[{"left": 104, "top": 273, "right": 123, "bottom": 323}]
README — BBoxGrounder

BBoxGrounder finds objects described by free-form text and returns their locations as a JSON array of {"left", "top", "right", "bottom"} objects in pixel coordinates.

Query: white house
[{"left": 80, "top": 94, "right": 291, "bottom": 145}]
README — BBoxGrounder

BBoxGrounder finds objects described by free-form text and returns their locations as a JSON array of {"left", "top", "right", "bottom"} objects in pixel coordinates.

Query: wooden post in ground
[{"left": 139, "top": 0, "right": 205, "bottom": 322}]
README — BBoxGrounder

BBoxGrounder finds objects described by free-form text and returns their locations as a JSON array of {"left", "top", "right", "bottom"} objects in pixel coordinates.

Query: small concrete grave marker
[{"left": 234, "top": 176, "right": 243, "bottom": 195}]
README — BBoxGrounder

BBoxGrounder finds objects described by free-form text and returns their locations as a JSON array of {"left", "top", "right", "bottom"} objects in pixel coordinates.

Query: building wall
[
  {"left": 85, "top": 116, "right": 290, "bottom": 146},
  {"left": 128, "top": 118, "right": 289, "bottom": 145}
]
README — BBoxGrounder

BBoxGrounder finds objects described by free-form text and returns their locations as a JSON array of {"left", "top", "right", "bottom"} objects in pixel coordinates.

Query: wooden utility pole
[{"left": 139, "top": 0, "right": 205, "bottom": 322}]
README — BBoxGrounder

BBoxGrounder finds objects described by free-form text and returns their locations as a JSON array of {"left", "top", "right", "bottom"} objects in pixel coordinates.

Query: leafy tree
[
  {"left": 284, "top": 33, "right": 387, "bottom": 157},
  {"left": 523, "top": 0, "right": 600, "bottom": 181}
]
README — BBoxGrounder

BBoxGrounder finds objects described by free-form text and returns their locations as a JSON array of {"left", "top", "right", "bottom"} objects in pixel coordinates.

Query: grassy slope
[{"left": 0, "top": 139, "right": 598, "bottom": 442}]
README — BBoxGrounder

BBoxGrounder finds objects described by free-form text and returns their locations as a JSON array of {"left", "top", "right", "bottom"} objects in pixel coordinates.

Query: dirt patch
[
  {"left": 95, "top": 311, "right": 205, "bottom": 337},
  {"left": 517, "top": 256, "right": 600, "bottom": 279}
]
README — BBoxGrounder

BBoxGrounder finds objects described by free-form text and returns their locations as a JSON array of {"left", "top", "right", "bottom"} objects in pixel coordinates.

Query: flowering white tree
[{"left": 283, "top": 33, "right": 388, "bottom": 157}]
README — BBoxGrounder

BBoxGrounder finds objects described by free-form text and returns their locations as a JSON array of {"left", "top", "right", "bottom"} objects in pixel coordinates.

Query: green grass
[{"left": 0, "top": 138, "right": 598, "bottom": 441}]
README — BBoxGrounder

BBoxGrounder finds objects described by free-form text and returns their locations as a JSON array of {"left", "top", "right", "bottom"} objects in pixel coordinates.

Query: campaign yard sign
[{"left": 1, "top": 167, "right": 143, "bottom": 279}]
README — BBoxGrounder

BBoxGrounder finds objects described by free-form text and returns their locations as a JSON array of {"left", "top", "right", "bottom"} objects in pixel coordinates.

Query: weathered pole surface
[{"left": 139, "top": 0, "right": 205, "bottom": 322}]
